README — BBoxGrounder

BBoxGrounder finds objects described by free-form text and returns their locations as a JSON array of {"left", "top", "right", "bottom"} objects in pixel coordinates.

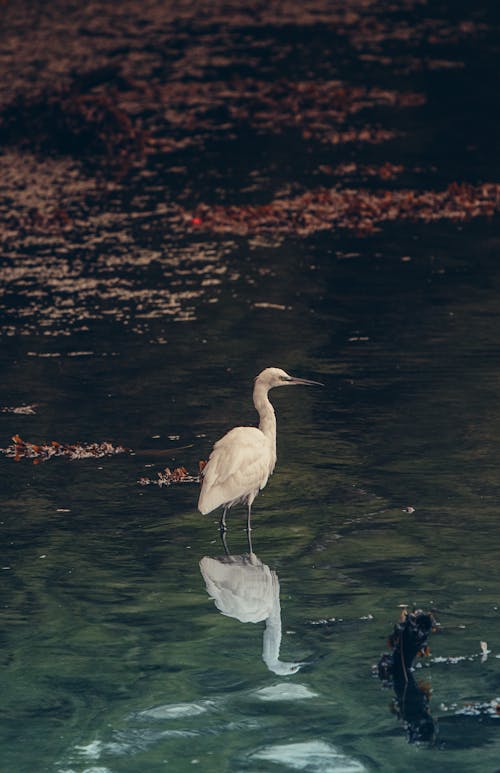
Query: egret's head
[{"left": 255, "top": 367, "right": 323, "bottom": 390}]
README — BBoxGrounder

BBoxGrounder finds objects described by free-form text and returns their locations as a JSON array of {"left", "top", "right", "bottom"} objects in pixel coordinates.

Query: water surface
[{"left": 1, "top": 1, "right": 499, "bottom": 771}]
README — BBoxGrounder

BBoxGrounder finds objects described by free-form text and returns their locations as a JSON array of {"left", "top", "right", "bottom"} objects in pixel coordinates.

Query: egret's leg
[
  {"left": 219, "top": 507, "right": 228, "bottom": 533},
  {"left": 246, "top": 503, "right": 253, "bottom": 554},
  {"left": 220, "top": 528, "right": 230, "bottom": 556},
  {"left": 246, "top": 527, "right": 254, "bottom": 555}
]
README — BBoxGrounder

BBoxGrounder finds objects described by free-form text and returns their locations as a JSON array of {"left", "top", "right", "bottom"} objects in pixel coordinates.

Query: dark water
[{"left": 1, "top": 1, "right": 500, "bottom": 772}]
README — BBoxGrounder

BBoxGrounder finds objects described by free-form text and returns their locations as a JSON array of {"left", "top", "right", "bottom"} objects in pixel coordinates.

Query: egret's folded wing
[{"left": 198, "top": 427, "right": 271, "bottom": 514}]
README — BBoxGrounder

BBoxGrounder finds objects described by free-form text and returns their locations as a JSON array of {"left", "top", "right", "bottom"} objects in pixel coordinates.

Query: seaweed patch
[
  {"left": 1, "top": 435, "right": 130, "bottom": 463},
  {"left": 190, "top": 183, "right": 500, "bottom": 238}
]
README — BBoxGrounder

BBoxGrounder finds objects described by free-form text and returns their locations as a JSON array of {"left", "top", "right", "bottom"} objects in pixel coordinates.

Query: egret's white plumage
[
  {"left": 198, "top": 367, "right": 322, "bottom": 534},
  {"left": 198, "top": 426, "right": 272, "bottom": 515}
]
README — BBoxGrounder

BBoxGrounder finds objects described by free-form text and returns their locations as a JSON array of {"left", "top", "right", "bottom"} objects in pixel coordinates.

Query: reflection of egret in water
[{"left": 199, "top": 550, "right": 303, "bottom": 676}]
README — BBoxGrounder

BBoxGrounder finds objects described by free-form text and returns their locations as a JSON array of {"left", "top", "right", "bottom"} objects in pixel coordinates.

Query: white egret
[{"left": 198, "top": 367, "right": 322, "bottom": 536}]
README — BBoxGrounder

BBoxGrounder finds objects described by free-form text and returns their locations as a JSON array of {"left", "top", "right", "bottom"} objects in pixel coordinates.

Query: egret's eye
[{"left": 279, "top": 376, "right": 292, "bottom": 381}]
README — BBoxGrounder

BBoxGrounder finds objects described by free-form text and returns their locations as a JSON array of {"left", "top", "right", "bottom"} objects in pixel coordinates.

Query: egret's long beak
[{"left": 288, "top": 376, "right": 324, "bottom": 387}]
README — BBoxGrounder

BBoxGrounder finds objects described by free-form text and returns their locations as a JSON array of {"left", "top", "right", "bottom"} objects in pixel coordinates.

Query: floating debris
[
  {"left": 190, "top": 183, "right": 500, "bottom": 238},
  {"left": 319, "top": 161, "right": 406, "bottom": 180},
  {"left": 138, "top": 464, "right": 203, "bottom": 488},
  {"left": 432, "top": 655, "right": 472, "bottom": 665},
  {"left": 0, "top": 405, "right": 37, "bottom": 415},
  {"left": 439, "top": 697, "right": 500, "bottom": 719},
  {"left": 452, "top": 699, "right": 500, "bottom": 718},
  {"left": 0, "top": 435, "right": 130, "bottom": 463},
  {"left": 253, "top": 302, "right": 290, "bottom": 311}
]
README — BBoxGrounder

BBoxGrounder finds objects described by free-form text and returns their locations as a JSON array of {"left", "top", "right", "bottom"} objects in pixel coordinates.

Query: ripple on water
[
  {"left": 134, "top": 699, "right": 216, "bottom": 720},
  {"left": 252, "top": 682, "right": 318, "bottom": 702},
  {"left": 250, "top": 740, "right": 366, "bottom": 772}
]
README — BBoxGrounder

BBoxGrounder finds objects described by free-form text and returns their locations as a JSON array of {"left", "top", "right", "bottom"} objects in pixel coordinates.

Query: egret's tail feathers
[
  {"left": 198, "top": 498, "right": 214, "bottom": 515},
  {"left": 198, "top": 485, "right": 249, "bottom": 515},
  {"left": 198, "top": 485, "right": 223, "bottom": 515}
]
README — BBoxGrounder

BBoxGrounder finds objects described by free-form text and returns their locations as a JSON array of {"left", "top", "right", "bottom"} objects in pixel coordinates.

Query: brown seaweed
[
  {"left": 0, "top": 435, "right": 130, "bottom": 463},
  {"left": 138, "top": 461, "right": 205, "bottom": 487},
  {"left": 190, "top": 183, "right": 500, "bottom": 238}
]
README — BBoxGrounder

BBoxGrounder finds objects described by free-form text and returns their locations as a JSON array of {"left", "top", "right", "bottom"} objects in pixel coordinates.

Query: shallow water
[{"left": 1, "top": 1, "right": 500, "bottom": 772}]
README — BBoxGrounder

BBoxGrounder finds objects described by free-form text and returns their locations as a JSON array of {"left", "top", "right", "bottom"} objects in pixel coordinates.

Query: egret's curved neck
[
  {"left": 262, "top": 573, "right": 281, "bottom": 669},
  {"left": 262, "top": 572, "right": 300, "bottom": 675},
  {"left": 253, "top": 381, "right": 276, "bottom": 445}
]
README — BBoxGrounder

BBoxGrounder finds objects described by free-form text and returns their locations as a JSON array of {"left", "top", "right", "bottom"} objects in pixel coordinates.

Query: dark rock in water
[{"left": 377, "top": 609, "right": 437, "bottom": 745}]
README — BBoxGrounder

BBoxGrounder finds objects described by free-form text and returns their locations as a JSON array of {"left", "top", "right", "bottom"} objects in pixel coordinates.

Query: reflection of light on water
[
  {"left": 134, "top": 700, "right": 215, "bottom": 720},
  {"left": 250, "top": 740, "right": 366, "bottom": 772},
  {"left": 254, "top": 683, "right": 317, "bottom": 701},
  {"left": 60, "top": 680, "right": 324, "bottom": 768},
  {"left": 0, "top": 171, "right": 239, "bottom": 336},
  {"left": 73, "top": 740, "right": 103, "bottom": 759},
  {"left": 63, "top": 727, "right": 202, "bottom": 767}
]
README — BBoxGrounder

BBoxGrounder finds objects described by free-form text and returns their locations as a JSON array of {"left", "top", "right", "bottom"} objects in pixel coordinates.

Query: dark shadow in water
[
  {"left": 377, "top": 609, "right": 437, "bottom": 745},
  {"left": 199, "top": 538, "right": 303, "bottom": 676}
]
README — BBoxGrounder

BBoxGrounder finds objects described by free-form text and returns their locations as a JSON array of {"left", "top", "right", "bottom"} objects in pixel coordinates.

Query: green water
[
  {"left": 2, "top": 223, "right": 500, "bottom": 772},
  {"left": 1, "top": 0, "right": 500, "bottom": 770}
]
